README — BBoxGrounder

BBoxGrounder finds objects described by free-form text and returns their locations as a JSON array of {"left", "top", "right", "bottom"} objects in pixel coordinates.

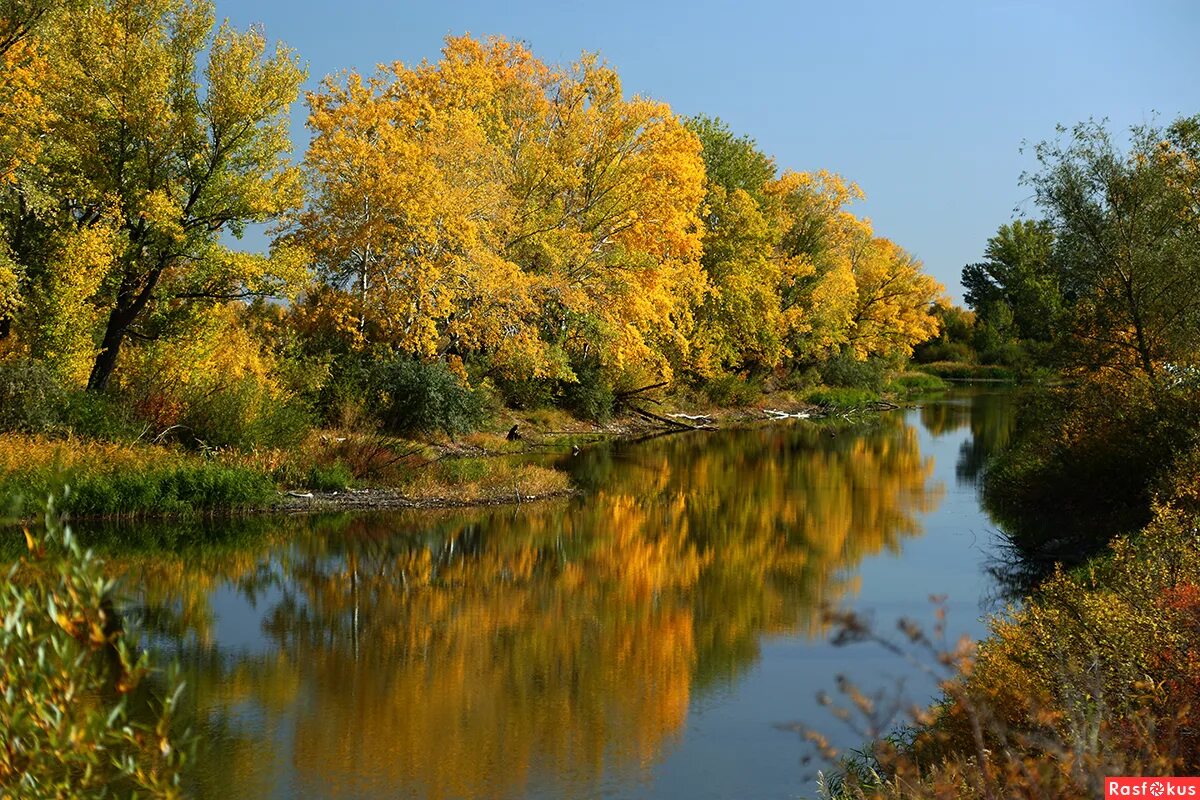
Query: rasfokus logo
[{"left": 1106, "top": 778, "right": 1200, "bottom": 797}]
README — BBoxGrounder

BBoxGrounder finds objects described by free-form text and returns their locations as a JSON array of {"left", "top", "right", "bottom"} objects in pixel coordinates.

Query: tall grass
[{"left": 0, "top": 436, "right": 274, "bottom": 518}]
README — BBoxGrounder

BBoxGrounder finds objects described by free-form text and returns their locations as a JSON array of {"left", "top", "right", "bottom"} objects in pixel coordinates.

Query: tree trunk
[
  {"left": 86, "top": 266, "right": 163, "bottom": 392},
  {"left": 87, "top": 307, "right": 132, "bottom": 391}
]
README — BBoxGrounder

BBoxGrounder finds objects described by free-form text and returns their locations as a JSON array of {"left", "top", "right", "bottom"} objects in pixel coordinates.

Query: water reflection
[{"left": 107, "top": 405, "right": 968, "bottom": 799}]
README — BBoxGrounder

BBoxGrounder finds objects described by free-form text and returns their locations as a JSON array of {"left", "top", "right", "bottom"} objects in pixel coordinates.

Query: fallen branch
[
  {"left": 763, "top": 409, "right": 813, "bottom": 420},
  {"left": 667, "top": 412, "right": 716, "bottom": 424},
  {"left": 626, "top": 404, "right": 716, "bottom": 431}
]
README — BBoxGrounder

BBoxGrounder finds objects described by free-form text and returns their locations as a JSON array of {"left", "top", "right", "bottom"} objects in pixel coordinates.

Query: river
[{"left": 101, "top": 388, "right": 1019, "bottom": 800}]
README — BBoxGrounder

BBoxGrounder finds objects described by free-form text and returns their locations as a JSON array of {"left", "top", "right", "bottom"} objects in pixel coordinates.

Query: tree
[
  {"left": 297, "top": 35, "right": 706, "bottom": 386},
  {"left": 961, "top": 219, "right": 1059, "bottom": 341},
  {"left": 845, "top": 233, "right": 944, "bottom": 359},
  {"left": 685, "top": 116, "right": 782, "bottom": 374},
  {"left": 2, "top": 0, "right": 307, "bottom": 390},
  {"left": 765, "top": 170, "right": 866, "bottom": 362},
  {"left": 1028, "top": 117, "right": 1200, "bottom": 380}
]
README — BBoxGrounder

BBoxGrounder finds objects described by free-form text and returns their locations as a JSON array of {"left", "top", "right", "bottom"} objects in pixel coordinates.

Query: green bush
[
  {"left": 307, "top": 462, "right": 352, "bottom": 491},
  {"left": 701, "top": 374, "right": 762, "bottom": 407},
  {"left": 175, "top": 375, "right": 313, "bottom": 451},
  {"left": 819, "top": 352, "right": 887, "bottom": 391},
  {"left": 59, "top": 390, "right": 143, "bottom": 441},
  {"left": 377, "top": 357, "right": 484, "bottom": 437},
  {"left": 0, "top": 358, "right": 65, "bottom": 433},
  {"left": 806, "top": 387, "right": 880, "bottom": 408},
  {"left": 562, "top": 360, "right": 616, "bottom": 422},
  {"left": 887, "top": 372, "right": 949, "bottom": 395},
  {"left": 1, "top": 501, "right": 195, "bottom": 795},
  {"left": 491, "top": 373, "right": 555, "bottom": 411}
]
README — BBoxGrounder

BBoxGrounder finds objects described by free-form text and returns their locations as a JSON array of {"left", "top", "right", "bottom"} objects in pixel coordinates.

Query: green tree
[
  {"left": 1028, "top": 117, "right": 1200, "bottom": 379},
  {"left": 2, "top": 0, "right": 307, "bottom": 390},
  {"left": 961, "top": 219, "right": 1059, "bottom": 341}
]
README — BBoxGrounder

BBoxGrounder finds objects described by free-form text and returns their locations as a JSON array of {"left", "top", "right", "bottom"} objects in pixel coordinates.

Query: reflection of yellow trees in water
[{"left": 119, "top": 415, "right": 941, "bottom": 799}]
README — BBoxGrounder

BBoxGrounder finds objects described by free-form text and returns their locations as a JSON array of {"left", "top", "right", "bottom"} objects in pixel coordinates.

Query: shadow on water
[{"left": 12, "top": 388, "right": 1037, "bottom": 800}]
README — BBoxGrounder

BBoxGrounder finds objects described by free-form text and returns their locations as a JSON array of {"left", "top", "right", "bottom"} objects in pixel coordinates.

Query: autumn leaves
[
  {"left": 0, "top": 0, "right": 945, "bottom": 398},
  {"left": 290, "top": 35, "right": 945, "bottom": 388}
]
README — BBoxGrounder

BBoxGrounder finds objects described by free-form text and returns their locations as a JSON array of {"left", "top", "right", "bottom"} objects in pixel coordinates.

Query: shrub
[
  {"left": 886, "top": 372, "right": 949, "bottom": 395},
  {"left": 806, "top": 387, "right": 879, "bottom": 408},
  {"left": 377, "top": 357, "right": 485, "bottom": 437},
  {"left": 702, "top": 373, "right": 763, "bottom": 407},
  {"left": 0, "top": 358, "right": 65, "bottom": 433},
  {"left": 819, "top": 352, "right": 887, "bottom": 391},
  {"left": 307, "top": 462, "right": 352, "bottom": 491},
  {"left": 984, "top": 376, "right": 1200, "bottom": 557},
  {"left": 59, "top": 389, "right": 143, "bottom": 441},
  {"left": 1, "top": 501, "right": 195, "bottom": 795},
  {"left": 562, "top": 360, "right": 616, "bottom": 422}
]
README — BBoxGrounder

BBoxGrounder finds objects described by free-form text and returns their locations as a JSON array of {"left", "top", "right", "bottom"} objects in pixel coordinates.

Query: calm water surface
[{"left": 108, "top": 389, "right": 1018, "bottom": 800}]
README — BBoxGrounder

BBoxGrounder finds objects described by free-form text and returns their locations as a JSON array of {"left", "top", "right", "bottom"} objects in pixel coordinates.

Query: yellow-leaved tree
[
  {"left": 1, "top": 0, "right": 308, "bottom": 389},
  {"left": 845, "top": 233, "right": 944, "bottom": 359},
  {"left": 295, "top": 35, "right": 706, "bottom": 387}
]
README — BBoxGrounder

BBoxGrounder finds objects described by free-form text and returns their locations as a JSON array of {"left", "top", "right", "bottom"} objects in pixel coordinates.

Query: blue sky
[{"left": 216, "top": 0, "right": 1200, "bottom": 301}]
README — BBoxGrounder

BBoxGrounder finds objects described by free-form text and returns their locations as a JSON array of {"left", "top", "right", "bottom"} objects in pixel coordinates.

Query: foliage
[
  {"left": 1, "top": 0, "right": 309, "bottom": 391},
  {"left": 117, "top": 305, "right": 313, "bottom": 451},
  {"left": 306, "top": 461, "right": 351, "bottom": 492},
  {"left": 375, "top": 356, "right": 485, "bottom": 438},
  {"left": 0, "top": 436, "right": 275, "bottom": 517},
  {"left": 961, "top": 219, "right": 1060, "bottom": 342},
  {"left": 803, "top": 505, "right": 1200, "bottom": 798},
  {"left": 820, "top": 351, "right": 888, "bottom": 392},
  {"left": 984, "top": 374, "right": 1200, "bottom": 556},
  {"left": 1, "top": 499, "right": 195, "bottom": 797},
  {"left": 1027, "top": 116, "right": 1200, "bottom": 380},
  {"left": 295, "top": 35, "right": 707, "bottom": 386},
  {"left": 0, "top": 356, "right": 63, "bottom": 432}
]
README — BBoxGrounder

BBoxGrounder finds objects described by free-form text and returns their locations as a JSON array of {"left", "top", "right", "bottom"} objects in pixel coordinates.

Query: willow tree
[
  {"left": 2, "top": 0, "right": 306, "bottom": 389},
  {"left": 1029, "top": 117, "right": 1200, "bottom": 380}
]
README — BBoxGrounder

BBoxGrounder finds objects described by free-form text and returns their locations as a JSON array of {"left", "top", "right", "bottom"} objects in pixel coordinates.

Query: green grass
[
  {"left": 0, "top": 463, "right": 275, "bottom": 519},
  {"left": 804, "top": 386, "right": 881, "bottom": 408},
  {"left": 914, "top": 361, "right": 1018, "bottom": 381},
  {"left": 886, "top": 372, "right": 950, "bottom": 395}
]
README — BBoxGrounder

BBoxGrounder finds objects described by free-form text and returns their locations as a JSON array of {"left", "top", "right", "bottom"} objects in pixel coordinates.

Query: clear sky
[{"left": 215, "top": 0, "right": 1200, "bottom": 301}]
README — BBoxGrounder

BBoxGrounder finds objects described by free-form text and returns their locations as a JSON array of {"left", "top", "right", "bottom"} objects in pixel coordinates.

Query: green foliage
[
  {"left": 174, "top": 375, "right": 313, "bottom": 451},
  {"left": 701, "top": 373, "right": 763, "bottom": 407},
  {"left": 886, "top": 372, "right": 949, "bottom": 395},
  {"left": 1, "top": 462, "right": 275, "bottom": 518},
  {"left": 0, "top": 499, "right": 195, "bottom": 796},
  {"left": 984, "top": 378, "right": 1200, "bottom": 555},
  {"left": 684, "top": 114, "right": 776, "bottom": 204},
  {"left": 915, "top": 362, "right": 1017, "bottom": 381},
  {"left": 562, "top": 361, "right": 616, "bottom": 423},
  {"left": 59, "top": 389, "right": 142, "bottom": 441},
  {"left": 961, "top": 219, "right": 1060, "bottom": 341},
  {"left": 377, "top": 357, "right": 485, "bottom": 438},
  {"left": 0, "top": 358, "right": 64, "bottom": 433},
  {"left": 819, "top": 351, "right": 887, "bottom": 391},
  {"left": 306, "top": 461, "right": 351, "bottom": 491},
  {"left": 805, "top": 387, "right": 879, "bottom": 408}
]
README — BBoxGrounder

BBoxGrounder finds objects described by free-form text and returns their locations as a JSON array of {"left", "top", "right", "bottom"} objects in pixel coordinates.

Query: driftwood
[
  {"left": 667, "top": 412, "right": 716, "bottom": 424},
  {"left": 626, "top": 404, "right": 716, "bottom": 431},
  {"left": 763, "top": 409, "right": 812, "bottom": 420}
]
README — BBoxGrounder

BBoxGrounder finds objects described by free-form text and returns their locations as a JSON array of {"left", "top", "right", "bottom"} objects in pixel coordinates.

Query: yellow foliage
[{"left": 297, "top": 35, "right": 706, "bottom": 383}]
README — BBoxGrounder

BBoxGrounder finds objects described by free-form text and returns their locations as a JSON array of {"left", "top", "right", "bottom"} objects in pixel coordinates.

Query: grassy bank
[
  {"left": 813, "top": 500, "right": 1200, "bottom": 798},
  {"left": 808, "top": 376, "right": 1200, "bottom": 797},
  {"left": 0, "top": 364, "right": 943, "bottom": 522}
]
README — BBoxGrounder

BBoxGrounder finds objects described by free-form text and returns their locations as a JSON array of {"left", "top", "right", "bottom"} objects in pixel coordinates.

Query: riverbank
[
  {"left": 0, "top": 376, "right": 949, "bottom": 524},
  {"left": 814, "top": 376, "right": 1200, "bottom": 796}
]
